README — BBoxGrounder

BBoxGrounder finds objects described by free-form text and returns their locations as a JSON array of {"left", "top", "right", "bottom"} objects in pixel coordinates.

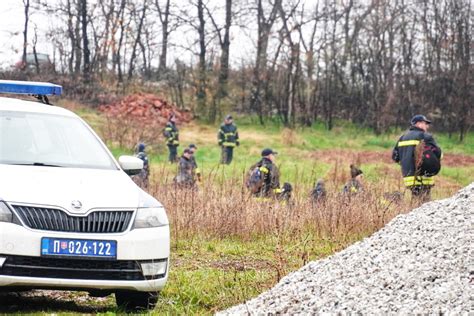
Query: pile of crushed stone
[{"left": 219, "top": 183, "right": 473, "bottom": 314}]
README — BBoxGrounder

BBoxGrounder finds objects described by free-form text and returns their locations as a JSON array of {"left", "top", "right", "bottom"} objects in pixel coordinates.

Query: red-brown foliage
[{"left": 98, "top": 93, "right": 192, "bottom": 148}]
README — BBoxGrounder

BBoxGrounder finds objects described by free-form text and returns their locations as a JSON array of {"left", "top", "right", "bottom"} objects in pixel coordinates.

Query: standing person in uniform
[
  {"left": 163, "top": 114, "right": 179, "bottom": 163},
  {"left": 174, "top": 148, "right": 196, "bottom": 188},
  {"left": 133, "top": 142, "right": 149, "bottom": 189},
  {"left": 392, "top": 115, "right": 442, "bottom": 201},
  {"left": 188, "top": 144, "right": 202, "bottom": 182},
  {"left": 218, "top": 114, "right": 239, "bottom": 164},
  {"left": 246, "top": 148, "right": 292, "bottom": 200}
]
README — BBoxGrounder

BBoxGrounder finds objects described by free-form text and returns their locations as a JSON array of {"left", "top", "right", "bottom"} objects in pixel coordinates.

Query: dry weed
[
  {"left": 148, "top": 167, "right": 417, "bottom": 243},
  {"left": 280, "top": 128, "right": 301, "bottom": 146}
]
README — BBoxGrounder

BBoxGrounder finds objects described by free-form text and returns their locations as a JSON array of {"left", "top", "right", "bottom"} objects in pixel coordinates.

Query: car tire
[{"left": 115, "top": 291, "right": 158, "bottom": 311}]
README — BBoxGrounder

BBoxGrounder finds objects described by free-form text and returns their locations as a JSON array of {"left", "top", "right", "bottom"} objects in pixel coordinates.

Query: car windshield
[{"left": 0, "top": 110, "right": 117, "bottom": 170}]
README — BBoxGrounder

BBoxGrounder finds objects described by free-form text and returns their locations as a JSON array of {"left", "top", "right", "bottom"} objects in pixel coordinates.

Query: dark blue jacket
[{"left": 392, "top": 126, "right": 441, "bottom": 187}]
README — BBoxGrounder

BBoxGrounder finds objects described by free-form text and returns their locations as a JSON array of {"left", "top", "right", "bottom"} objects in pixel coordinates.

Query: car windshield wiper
[{"left": 11, "top": 162, "right": 63, "bottom": 167}]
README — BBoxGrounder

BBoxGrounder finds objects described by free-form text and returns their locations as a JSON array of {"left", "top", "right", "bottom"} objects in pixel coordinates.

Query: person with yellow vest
[
  {"left": 163, "top": 114, "right": 179, "bottom": 163},
  {"left": 218, "top": 114, "right": 239, "bottom": 164},
  {"left": 392, "top": 115, "right": 442, "bottom": 200}
]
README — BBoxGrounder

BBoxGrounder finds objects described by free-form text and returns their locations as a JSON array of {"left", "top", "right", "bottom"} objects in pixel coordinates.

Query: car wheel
[{"left": 115, "top": 291, "right": 158, "bottom": 311}]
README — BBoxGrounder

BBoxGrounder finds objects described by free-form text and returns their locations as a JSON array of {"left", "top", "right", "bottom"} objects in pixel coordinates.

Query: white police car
[{"left": 0, "top": 80, "right": 169, "bottom": 311}]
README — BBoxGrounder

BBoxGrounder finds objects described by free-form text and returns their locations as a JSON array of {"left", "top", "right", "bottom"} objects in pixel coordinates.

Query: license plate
[{"left": 41, "top": 237, "right": 117, "bottom": 259}]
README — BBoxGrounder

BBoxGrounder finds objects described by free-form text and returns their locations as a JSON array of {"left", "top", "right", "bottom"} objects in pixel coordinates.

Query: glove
[{"left": 236, "top": 141, "right": 240, "bottom": 146}]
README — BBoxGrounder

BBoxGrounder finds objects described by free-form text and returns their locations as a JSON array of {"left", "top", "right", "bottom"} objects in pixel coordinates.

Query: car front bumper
[
  {"left": 0, "top": 222, "right": 170, "bottom": 292},
  {"left": 0, "top": 275, "right": 168, "bottom": 292}
]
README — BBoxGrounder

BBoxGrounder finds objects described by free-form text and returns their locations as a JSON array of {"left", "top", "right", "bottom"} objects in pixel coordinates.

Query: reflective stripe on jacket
[
  {"left": 403, "top": 175, "right": 434, "bottom": 186},
  {"left": 218, "top": 123, "right": 239, "bottom": 147},
  {"left": 164, "top": 122, "right": 179, "bottom": 146}
]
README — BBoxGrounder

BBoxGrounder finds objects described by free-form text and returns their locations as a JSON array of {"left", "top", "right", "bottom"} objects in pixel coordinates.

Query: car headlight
[
  {"left": 0, "top": 202, "right": 13, "bottom": 223},
  {"left": 133, "top": 207, "right": 169, "bottom": 229}
]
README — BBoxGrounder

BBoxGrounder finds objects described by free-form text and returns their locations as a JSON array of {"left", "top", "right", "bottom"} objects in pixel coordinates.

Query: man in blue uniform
[
  {"left": 392, "top": 115, "right": 442, "bottom": 200},
  {"left": 218, "top": 115, "right": 239, "bottom": 164}
]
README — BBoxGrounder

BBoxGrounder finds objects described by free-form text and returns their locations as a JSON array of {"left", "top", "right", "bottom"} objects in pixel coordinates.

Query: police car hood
[{"left": 0, "top": 165, "right": 157, "bottom": 213}]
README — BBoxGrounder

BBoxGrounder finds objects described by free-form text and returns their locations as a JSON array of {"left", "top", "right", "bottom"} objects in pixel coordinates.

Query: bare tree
[
  {"left": 196, "top": 0, "right": 207, "bottom": 116},
  {"left": 128, "top": 0, "right": 147, "bottom": 80},
  {"left": 80, "top": 0, "right": 91, "bottom": 81},
  {"left": 22, "top": 0, "right": 31, "bottom": 70},
  {"left": 96, "top": 0, "right": 115, "bottom": 77},
  {"left": 155, "top": 0, "right": 171, "bottom": 73},
  {"left": 31, "top": 25, "right": 40, "bottom": 74},
  {"left": 251, "top": 0, "right": 280, "bottom": 124},
  {"left": 114, "top": 0, "right": 128, "bottom": 83},
  {"left": 271, "top": 0, "right": 299, "bottom": 125},
  {"left": 296, "top": 3, "right": 321, "bottom": 126},
  {"left": 207, "top": 0, "right": 233, "bottom": 123}
]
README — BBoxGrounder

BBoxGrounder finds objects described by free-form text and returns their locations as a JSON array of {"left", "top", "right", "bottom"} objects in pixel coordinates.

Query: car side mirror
[{"left": 118, "top": 155, "right": 143, "bottom": 176}]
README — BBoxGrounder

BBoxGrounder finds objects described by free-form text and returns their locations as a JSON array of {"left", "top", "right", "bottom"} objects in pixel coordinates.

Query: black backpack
[
  {"left": 245, "top": 165, "right": 264, "bottom": 194},
  {"left": 416, "top": 140, "right": 441, "bottom": 176}
]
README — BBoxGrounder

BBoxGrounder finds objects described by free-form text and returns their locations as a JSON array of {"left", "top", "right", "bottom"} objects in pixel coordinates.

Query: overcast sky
[
  {"left": 0, "top": 0, "right": 50, "bottom": 68},
  {"left": 0, "top": 0, "right": 322, "bottom": 70},
  {"left": 0, "top": 0, "right": 258, "bottom": 69}
]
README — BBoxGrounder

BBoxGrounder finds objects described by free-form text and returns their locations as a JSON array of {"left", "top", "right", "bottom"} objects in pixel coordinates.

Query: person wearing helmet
[
  {"left": 392, "top": 115, "right": 442, "bottom": 201},
  {"left": 218, "top": 114, "right": 239, "bottom": 164}
]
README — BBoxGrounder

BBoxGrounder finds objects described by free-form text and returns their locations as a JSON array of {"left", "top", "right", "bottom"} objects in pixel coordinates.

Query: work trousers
[
  {"left": 220, "top": 146, "right": 234, "bottom": 164},
  {"left": 168, "top": 145, "right": 178, "bottom": 163}
]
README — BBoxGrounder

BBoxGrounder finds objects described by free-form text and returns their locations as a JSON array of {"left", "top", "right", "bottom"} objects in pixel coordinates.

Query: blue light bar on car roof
[{"left": 0, "top": 80, "right": 62, "bottom": 96}]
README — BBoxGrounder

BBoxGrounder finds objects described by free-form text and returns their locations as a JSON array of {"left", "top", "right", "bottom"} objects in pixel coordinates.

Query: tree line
[{"left": 19, "top": 0, "right": 472, "bottom": 139}]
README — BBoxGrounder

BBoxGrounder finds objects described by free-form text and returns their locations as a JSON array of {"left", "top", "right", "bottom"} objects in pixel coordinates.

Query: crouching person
[
  {"left": 246, "top": 148, "right": 292, "bottom": 201},
  {"left": 311, "top": 179, "right": 327, "bottom": 204},
  {"left": 343, "top": 164, "right": 364, "bottom": 195}
]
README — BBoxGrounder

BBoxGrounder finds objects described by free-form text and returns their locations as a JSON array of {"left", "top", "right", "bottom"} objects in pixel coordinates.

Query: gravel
[{"left": 219, "top": 183, "right": 473, "bottom": 315}]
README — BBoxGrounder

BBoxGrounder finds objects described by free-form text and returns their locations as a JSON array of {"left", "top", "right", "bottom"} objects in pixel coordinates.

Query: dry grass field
[{"left": 2, "top": 101, "right": 472, "bottom": 315}]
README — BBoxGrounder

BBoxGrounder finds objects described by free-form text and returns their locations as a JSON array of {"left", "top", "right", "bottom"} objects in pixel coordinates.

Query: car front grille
[
  {"left": 0, "top": 255, "right": 148, "bottom": 281},
  {"left": 12, "top": 205, "right": 133, "bottom": 233}
]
